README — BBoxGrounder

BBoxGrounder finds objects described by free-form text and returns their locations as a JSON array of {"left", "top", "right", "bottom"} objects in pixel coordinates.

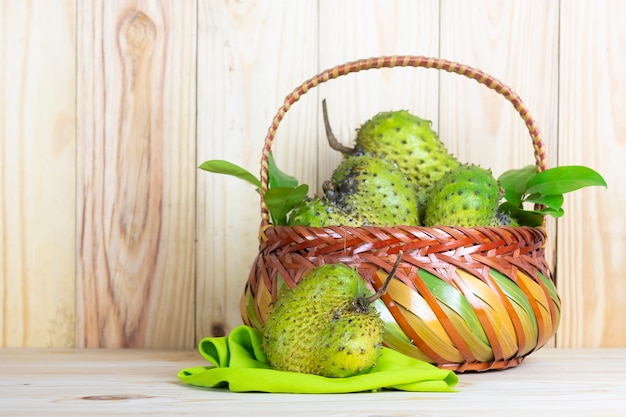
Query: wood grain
[
  {"left": 317, "top": 0, "right": 440, "bottom": 191},
  {"left": 557, "top": 0, "right": 626, "bottom": 347},
  {"left": 1, "top": 1, "right": 626, "bottom": 349},
  {"left": 1, "top": 348, "right": 625, "bottom": 416},
  {"left": 76, "top": 1, "right": 197, "bottom": 348},
  {"left": 195, "top": 0, "right": 318, "bottom": 340},
  {"left": 439, "top": 0, "right": 559, "bottom": 180},
  {"left": 0, "top": 0, "right": 76, "bottom": 347}
]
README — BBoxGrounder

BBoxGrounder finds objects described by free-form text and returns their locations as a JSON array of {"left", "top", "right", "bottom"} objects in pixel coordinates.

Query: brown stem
[
  {"left": 322, "top": 99, "right": 356, "bottom": 155},
  {"left": 363, "top": 251, "right": 404, "bottom": 306}
]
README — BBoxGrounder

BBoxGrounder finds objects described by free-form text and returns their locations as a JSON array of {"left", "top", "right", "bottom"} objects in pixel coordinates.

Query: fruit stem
[
  {"left": 322, "top": 99, "right": 356, "bottom": 155},
  {"left": 363, "top": 251, "right": 404, "bottom": 306}
]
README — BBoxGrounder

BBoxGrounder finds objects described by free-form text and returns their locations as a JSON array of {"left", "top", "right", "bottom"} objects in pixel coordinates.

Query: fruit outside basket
[{"left": 240, "top": 55, "right": 560, "bottom": 373}]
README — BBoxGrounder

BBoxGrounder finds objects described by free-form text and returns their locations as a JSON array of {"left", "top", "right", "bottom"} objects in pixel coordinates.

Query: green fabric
[{"left": 178, "top": 325, "right": 458, "bottom": 393}]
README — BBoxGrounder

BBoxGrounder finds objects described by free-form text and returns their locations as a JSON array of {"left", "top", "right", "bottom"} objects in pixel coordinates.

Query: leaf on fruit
[
  {"left": 264, "top": 184, "right": 309, "bottom": 225},
  {"left": 498, "top": 202, "right": 545, "bottom": 227},
  {"left": 498, "top": 165, "right": 538, "bottom": 207}
]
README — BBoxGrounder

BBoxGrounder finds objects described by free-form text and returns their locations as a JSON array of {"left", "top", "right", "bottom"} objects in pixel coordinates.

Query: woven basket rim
[
  {"left": 256, "top": 55, "right": 549, "bottom": 233},
  {"left": 246, "top": 216, "right": 559, "bottom": 372}
]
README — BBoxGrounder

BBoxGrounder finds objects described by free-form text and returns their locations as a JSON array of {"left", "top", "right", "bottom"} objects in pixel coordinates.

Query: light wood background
[{"left": 0, "top": 0, "right": 624, "bottom": 348}]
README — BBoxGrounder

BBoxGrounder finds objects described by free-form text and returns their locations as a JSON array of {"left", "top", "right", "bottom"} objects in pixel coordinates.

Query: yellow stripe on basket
[
  {"left": 387, "top": 279, "right": 452, "bottom": 343},
  {"left": 489, "top": 270, "right": 539, "bottom": 333},
  {"left": 538, "top": 272, "right": 560, "bottom": 308},
  {"left": 417, "top": 269, "right": 489, "bottom": 345},
  {"left": 437, "top": 302, "right": 494, "bottom": 363},
  {"left": 488, "top": 270, "right": 540, "bottom": 355},
  {"left": 242, "top": 287, "right": 262, "bottom": 330},
  {"left": 394, "top": 303, "right": 464, "bottom": 363},
  {"left": 374, "top": 300, "right": 433, "bottom": 363},
  {"left": 509, "top": 301, "right": 539, "bottom": 356},
  {"left": 456, "top": 270, "right": 518, "bottom": 359},
  {"left": 387, "top": 279, "right": 464, "bottom": 363},
  {"left": 255, "top": 277, "right": 274, "bottom": 324},
  {"left": 480, "top": 302, "right": 519, "bottom": 359},
  {"left": 516, "top": 270, "right": 550, "bottom": 309},
  {"left": 516, "top": 271, "right": 557, "bottom": 346}
]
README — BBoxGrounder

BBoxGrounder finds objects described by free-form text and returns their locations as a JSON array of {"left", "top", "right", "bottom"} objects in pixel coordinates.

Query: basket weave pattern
[{"left": 240, "top": 56, "right": 561, "bottom": 372}]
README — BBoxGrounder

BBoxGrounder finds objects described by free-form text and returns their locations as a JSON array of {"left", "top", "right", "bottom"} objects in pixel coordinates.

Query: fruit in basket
[
  {"left": 490, "top": 209, "right": 519, "bottom": 227},
  {"left": 424, "top": 163, "right": 501, "bottom": 227},
  {"left": 287, "top": 196, "right": 365, "bottom": 227},
  {"left": 198, "top": 106, "right": 607, "bottom": 228},
  {"left": 261, "top": 257, "right": 402, "bottom": 377},
  {"left": 326, "top": 154, "right": 420, "bottom": 226},
  {"left": 322, "top": 101, "right": 459, "bottom": 221},
  {"left": 354, "top": 110, "right": 460, "bottom": 192}
]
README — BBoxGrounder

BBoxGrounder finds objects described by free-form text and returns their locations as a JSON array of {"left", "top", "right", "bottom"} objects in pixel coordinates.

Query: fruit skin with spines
[
  {"left": 325, "top": 154, "right": 420, "bottom": 226},
  {"left": 261, "top": 263, "right": 384, "bottom": 378},
  {"left": 287, "top": 196, "right": 366, "bottom": 227},
  {"left": 424, "top": 163, "right": 502, "bottom": 227},
  {"left": 490, "top": 209, "right": 520, "bottom": 227},
  {"left": 286, "top": 154, "right": 419, "bottom": 227},
  {"left": 353, "top": 110, "right": 460, "bottom": 219}
]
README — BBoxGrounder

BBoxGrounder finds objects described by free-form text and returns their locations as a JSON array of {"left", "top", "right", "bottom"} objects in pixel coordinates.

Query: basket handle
[{"left": 258, "top": 55, "right": 549, "bottom": 231}]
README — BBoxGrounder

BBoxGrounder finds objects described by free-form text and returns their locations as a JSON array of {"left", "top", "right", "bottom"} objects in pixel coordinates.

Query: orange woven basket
[{"left": 240, "top": 55, "right": 560, "bottom": 373}]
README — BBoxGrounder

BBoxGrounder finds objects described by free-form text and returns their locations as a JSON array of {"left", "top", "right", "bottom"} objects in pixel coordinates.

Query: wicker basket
[{"left": 240, "top": 56, "right": 560, "bottom": 373}]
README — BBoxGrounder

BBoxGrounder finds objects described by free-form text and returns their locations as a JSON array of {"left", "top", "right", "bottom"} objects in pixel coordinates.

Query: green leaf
[
  {"left": 535, "top": 206, "right": 565, "bottom": 217},
  {"left": 524, "top": 193, "right": 564, "bottom": 210},
  {"left": 264, "top": 184, "right": 309, "bottom": 225},
  {"left": 526, "top": 165, "right": 607, "bottom": 196},
  {"left": 268, "top": 152, "right": 299, "bottom": 189},
  {"left": 514, "top": 213, "right": 544, "bottom": 227},
  {"left": 498, "top": 202, "right": 545, "bottom": 227},
  {"left": 498, "top": 165, "right": 538, "bottom": 207},
  {"left": 198, "top": 160, "right": 261, "bottom": 188}
]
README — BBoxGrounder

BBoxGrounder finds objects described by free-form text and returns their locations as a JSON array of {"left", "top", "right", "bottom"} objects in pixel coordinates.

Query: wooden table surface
[{"left": 1, "top": 348, "right": 625, "bottom": 416}]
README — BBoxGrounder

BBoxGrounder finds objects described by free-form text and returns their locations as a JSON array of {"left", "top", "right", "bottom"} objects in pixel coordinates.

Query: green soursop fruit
[
  {"left": 287, "top": 197, "right": 365, "bottom": 227},
  {"left": 261, "top": 263, "right": 384, "bottom": 377},
  {"left": 354, "top": 110, "right": 460, "bottom": 215},
  {"left": 424, "top": 163, "right": 502, "bottom": 227},
  {"left": 490, "top": 209, "right": 520, "bottom": 227},
  {"left": 326, "top": 154, "right": 420, "bottom": 226}
]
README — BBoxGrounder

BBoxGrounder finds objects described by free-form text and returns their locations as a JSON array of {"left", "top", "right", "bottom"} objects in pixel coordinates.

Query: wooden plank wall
[{"left": 0, "top": 0, "right": 624, "bottom": 348}]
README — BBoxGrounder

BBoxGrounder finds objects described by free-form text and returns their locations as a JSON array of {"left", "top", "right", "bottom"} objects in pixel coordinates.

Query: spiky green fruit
[
  {"left": 327, "top": 154, "right": 420, "bottom": 226},
  {"left": 261, "top": 263, "right": 384, "bottom": 377},
  {"left": 424, "top": 164, "right": 502, "bottom": 227},
  {"left": 490, "top": 209, "right": 520, "bottom": 227},
  {"left": 354, "top": 110, "right": 460, "bottom": 214},
  {"left": 287, "top": 197, "right": 365, "bottom": 227}
]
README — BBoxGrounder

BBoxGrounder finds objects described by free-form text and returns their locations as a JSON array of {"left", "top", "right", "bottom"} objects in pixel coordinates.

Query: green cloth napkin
[{"left": 178, "top": 325, "right": 458, "bottom": 393}]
